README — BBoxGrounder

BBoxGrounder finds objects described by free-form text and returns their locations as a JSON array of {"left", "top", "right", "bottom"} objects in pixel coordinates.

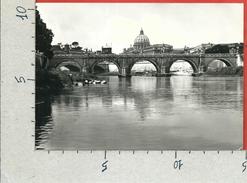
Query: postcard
[
  {"left": 35, "top": 2, "right": 244, "bottom": 150},
  {"left": 1, "top": 0, "right": 246, "bottom": 182}
]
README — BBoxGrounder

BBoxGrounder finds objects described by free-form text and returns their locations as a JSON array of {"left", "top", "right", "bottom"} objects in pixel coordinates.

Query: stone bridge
[{"left": 49, "top": 53, "right": 239, "bottom": 77}]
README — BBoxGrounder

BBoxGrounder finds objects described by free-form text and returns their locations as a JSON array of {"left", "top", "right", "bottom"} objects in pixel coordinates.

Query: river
[{"left": 36, "top": 76, "right": 243, "bottom": 150}]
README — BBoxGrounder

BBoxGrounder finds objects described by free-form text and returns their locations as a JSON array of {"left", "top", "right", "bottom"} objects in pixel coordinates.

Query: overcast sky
[{"left": 37, "top": 3, "right": 243, "bottom": 53}]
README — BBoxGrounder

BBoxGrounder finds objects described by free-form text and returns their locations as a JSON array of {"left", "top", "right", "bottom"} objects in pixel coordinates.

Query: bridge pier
[
  {"left": 118, "top": 67, "right": 131, "bottom": 77},
  {"left": 155, "top": 66, "right": 171, "bottom": 77}
]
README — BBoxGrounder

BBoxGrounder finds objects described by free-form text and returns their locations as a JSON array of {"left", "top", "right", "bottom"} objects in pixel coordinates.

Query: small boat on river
[{"left": 82, "top": 79, "right": 107, "bottom": 86}]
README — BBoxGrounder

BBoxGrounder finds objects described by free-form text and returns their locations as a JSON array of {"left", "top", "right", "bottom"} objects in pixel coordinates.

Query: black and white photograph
[{"left": 35, "top": 3, "right": 243, "bottom": 150}]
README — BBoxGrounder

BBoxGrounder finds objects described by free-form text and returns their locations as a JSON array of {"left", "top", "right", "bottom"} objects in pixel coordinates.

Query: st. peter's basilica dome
[{"left": 133, "top": 29, "right": 150, "bottom": 50}]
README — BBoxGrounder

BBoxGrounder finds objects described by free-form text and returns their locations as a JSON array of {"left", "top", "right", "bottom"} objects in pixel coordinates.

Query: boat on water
[{"left": 73, "top": 79, "right": 107, "bottom": 87}]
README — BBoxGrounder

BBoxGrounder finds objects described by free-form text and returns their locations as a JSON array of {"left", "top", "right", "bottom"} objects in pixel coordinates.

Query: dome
[{"left": 133, "top": 29, "right": 150, "bottom": 50}]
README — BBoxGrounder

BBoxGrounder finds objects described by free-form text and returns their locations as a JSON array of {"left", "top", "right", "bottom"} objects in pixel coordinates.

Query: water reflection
[
  {"left": 35, "top": 96, "right": 53, "bottom": 149},
  {"left": 36, "top": 76, "right": 243, "bottom": 150}
]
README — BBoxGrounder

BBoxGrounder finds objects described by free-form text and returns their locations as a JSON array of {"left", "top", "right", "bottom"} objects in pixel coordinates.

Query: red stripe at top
[{"left": 36, "top": 0, "right": 244, "bottom": 3}]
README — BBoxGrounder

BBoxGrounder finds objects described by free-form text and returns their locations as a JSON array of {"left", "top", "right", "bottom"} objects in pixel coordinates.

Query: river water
[{"left": 36, "top": 76, "right": 243, "bottom": 150}]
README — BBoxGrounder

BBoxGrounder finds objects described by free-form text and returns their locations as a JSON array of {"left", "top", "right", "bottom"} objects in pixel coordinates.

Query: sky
[{"left": 37, "top": 3, "right": 243, "bottom": 53}]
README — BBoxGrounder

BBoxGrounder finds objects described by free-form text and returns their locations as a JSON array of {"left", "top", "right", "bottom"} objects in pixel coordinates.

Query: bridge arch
[
  {"left": 90, "top": 59, "right": 121, "bottom": 74},
  {"left": 127, "top": 58, "right": 161, "bottom": 75},
  {"left": 205, "top": 58, "right": 233, "bottom": 71},
  {"left": 168, "top": 59, "right": 198, "bottom": 73},
  {"left": 55, "top": 61, "right": 82, "bottom": 73}
]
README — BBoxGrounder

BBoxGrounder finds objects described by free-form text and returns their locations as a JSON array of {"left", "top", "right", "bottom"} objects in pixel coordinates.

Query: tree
[
  {"left": 72, "top": 41, "right": 79, "bottom": 48},
  {"left": 71, "top": 41, "right": 82, "bottom": 50},
  {"left": 36, "top": 9, "right": 54, "bottom": 59}
]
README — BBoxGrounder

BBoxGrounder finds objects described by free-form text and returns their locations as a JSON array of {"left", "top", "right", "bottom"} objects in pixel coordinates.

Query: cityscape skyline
[{"left": 37, "top": 3, "right": 243, "bottom": 53}]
